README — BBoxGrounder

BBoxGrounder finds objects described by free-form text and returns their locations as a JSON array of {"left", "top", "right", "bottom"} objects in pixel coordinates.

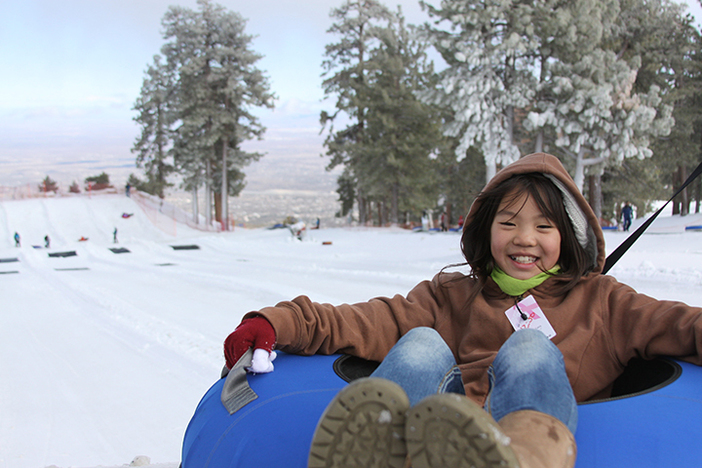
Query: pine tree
[
  {"left": 132, "top": 55, "right": 174, "bottom": 198},
  {"left": 523, "top": 0, "right": 619, "bottom": 155},
  {"left": 85, "top": 172, "right": 111, "bottom": 191},
  {"left": 322, "top": 1, "right": 443, "bottom": 224},
  {"left": 321, "top": 0, "right": 395, "bottom": 224},
  {"left": 434, "top": 142, "right": 485, "bottom": 225},
  {"left": 645, "top": 5, "right": 702, "bottom": 216},
  {"left": 420, "top": 0, "right": 538, "bottom": 182},
  {"left": 527, "top": 48, "right": 673, "bottom": 194},
  {"left": 360, "top": 11, "right": 444, "bottom": 223},
  {"left": 524, "top": 0, "right": 676, "bottom": 206},
  {"left": 158, "top": 0, "right": 274, "bottom": 229},
  {"left": 39, "top": 175, "right": 58, "bottom": 193}
]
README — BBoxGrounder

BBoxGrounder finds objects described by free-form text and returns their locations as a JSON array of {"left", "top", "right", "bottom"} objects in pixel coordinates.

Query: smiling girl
[{"left": 223, "top": 153, "right": 702, "bottom": 468}]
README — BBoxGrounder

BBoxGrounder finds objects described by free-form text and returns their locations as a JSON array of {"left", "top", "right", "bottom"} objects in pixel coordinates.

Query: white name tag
[{"left": 504, "top": 295, "right": 556, "bottom": 340}]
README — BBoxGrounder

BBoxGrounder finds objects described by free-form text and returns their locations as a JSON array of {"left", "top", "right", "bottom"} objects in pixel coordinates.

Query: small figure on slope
[
  {"left": 621, "top": 202, "right": 633, "bottom": 232},
  {"left": 288, "top": 220, "right": 306, "bottom": 241}
]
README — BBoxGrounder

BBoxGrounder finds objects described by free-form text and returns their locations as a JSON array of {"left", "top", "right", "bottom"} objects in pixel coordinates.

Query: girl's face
[{"left": 490, "top": 191, "right": 561, "bottom": 280}]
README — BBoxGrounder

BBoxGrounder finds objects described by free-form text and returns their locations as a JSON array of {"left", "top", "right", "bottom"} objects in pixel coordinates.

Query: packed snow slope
[{"left": 2, "top": 194, "right": 702, "bottom": 468}]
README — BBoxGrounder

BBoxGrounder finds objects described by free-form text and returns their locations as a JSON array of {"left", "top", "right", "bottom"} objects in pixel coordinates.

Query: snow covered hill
[{"left": 1, "top": 194, "right": 702, "bottom": 468}]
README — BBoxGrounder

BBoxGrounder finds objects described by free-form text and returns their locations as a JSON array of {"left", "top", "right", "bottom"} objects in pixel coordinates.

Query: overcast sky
[{"left": 1, "top": 0, "right": 701, "bottom": 190}]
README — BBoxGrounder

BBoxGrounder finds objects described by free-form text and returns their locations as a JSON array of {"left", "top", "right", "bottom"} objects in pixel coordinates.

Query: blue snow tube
[
  {"left": 181, "top": 353, "right": 350, "bottom": 468},
  {"left": 181, "top": 353, "right": 702, "bottom": 468},
  {"left": 576, "top": 358, "right": 702, "bottom": 467}
]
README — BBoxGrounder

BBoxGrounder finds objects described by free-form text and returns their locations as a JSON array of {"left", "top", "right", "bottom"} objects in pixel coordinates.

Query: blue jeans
[{"left": 370, "top": 327, "right": 578, "bottom": 434}]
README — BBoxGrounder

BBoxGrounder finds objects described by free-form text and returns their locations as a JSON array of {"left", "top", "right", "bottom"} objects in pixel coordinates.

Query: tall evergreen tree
[
  {"left": 131, "top": 55, "right": 175, "bottom": 198},
  {"left": 645, "top": 5, "right": 702, "bottom": 216},
  {"left": 357, "top": 11, "right": 444, "bottom": 224},
  {"left": 321, "top": 0, "right": 395, "bottom": 224},
  {"left": 39, "top": 175, "right": 59, "bottom": 193},
  {"left": 159, "top": 0, "right": 274, "bottom": 229},
  {"left": 523, "top": 0, "right": 619, "bottom": 155},
  {"left": 322, "top": 0, "right": 443, "bottom": 224},
  {"left": 481, "top": 0, "right": 677, "bottom": 219},
  {"left": 420, "top": 0, "right": 538, "bottom": 182}
]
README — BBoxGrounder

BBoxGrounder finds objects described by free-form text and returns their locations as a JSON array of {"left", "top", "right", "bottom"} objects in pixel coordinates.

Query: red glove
[{"left": 224, "top": 316, "right": 276, "bottom": 369}]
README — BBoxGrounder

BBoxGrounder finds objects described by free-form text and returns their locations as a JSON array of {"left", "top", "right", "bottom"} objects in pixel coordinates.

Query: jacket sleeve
[
  {"left": 602, "top": 275, "right": 702, "bottom": 365},
  {"left": 244, "top": 274, "right": 449, "bottom": 362}
]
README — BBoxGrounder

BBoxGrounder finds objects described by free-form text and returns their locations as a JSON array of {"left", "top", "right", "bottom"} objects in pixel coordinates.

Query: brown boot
[
  {"left": 406, "top": 393, "right": 519, "bottom": 468},
  {"left": 308, "top": 377, "right": 410, "bottom": 468},
  {"left": 498, "top": 410, "right": 576, "bottom": 468},
  {"left": 405, "top": 394, "right": 576, "bottom": 468}
]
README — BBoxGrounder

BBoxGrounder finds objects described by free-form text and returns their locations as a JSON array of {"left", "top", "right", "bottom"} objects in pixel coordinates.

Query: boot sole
[
  {"left": 308, "top": 377, "right": 410, "bottom": 468},
  {"left": 406, "top": 393, "right": 520, "bottom": 468}
]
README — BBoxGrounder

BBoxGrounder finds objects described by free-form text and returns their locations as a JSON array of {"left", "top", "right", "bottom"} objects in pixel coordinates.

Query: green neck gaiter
[{"left": 490, "top": 265, "right": 561, "bottom": 297}]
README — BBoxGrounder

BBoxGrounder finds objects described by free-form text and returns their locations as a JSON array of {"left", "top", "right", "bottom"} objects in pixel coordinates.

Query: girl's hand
[{"left": 224, "top": 316, "right": 276, "bottom": 372}]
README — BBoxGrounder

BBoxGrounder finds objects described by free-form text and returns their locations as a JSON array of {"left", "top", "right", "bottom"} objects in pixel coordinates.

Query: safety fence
[
  {"left": 130, "top": 190, "right": 220, "bottom": 235},
  {"left": 0, "top": 184, "right": 36, "bottom": 200},
  {"left": 0, "top": 184, "right": 221, "bottom": 235}
]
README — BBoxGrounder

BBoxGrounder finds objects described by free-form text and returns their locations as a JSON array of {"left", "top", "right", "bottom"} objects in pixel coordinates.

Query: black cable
[{"left": 603, "top": 159, "right": 702, "bottom": 275}]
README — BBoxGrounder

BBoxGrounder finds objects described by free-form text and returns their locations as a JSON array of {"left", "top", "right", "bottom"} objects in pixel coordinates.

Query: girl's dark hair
[{"left": 460, "top": 172, "right": 592, "bottom": 293}]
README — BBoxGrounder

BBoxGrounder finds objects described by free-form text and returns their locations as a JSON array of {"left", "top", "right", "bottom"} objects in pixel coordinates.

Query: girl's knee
[
  {"left": 401, "top": 327, "right": 444, "bottom": 347},
  {"left": 508, "top": 328, "right": 550, "bottom": 345},
  {"left": 387, "top": 327, "right": 454, "bottom": 369},
  {"left": 497, "top": 329, "right": 563, "bottom": 371},
  {"left": 505, "top": 329, "right": 556, "bottom": 353}
]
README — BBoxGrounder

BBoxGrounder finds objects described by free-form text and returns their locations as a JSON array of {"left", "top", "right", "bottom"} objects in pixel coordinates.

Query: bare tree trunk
[
  {"left": 358, "top": 192, "right": 367, "bottom": 225},
  {"left": 673, "top": 168, "right": 681, "bottom": 215},
  {"left": 390, "top": 183, "right": 399, "bottom": 225},
  {"left": 680, "top": 165, "right": 689, "bottom": 216},
  {"left": 573, "top": 148, "right": 586, "bottom": 193},
  {"left": 486, "top": 159, "right": 497, "bottom": 183},
  {"left": 192, "top": 187, "right": 199, "bottom": 225},
  {"left": 205, "top": 159, "right": 212, "bottom": 227},
  {"left": 535, "top": 130, "right": 544, "bottom": 153},
  {"left": 214, "top": 192, "right": 222, "bottom": 224},
  {"left": 587, "top": 174, "right": 603, "bottom": 223},
  {"left": 446, "top": 201, "right": 453, "bottom": 228},
  {"left": 221, "top": 141, "right": 229, "bottom": 230},
  {"left": 506, "top": 105, "right": 515, "bottom": 147}
]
